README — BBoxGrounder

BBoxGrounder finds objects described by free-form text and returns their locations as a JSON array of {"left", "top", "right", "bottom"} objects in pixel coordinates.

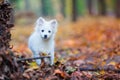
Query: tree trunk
[
  {"left": 87, "top": 0, "right": 93, "bottom": 15},
  {"left": 25, "top": 0, "right": 30, "bottom": 11},
  {"left": 72, "top": 0, "right": 77, "bottom": 22},
  {"left": 41, "top": 0, "right": 54, "bottom": 17},
  {"left": 98, "top": 0, "right": 106, "bottom": 15},
  {"left": 60, "top": 0, "right": 66, "bottom": 17},
  {"left": 115, "top": 0, "right": 120, "bottom": 18}
]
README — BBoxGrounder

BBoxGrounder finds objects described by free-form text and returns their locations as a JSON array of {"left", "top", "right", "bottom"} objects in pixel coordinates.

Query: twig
[
  {"left": 79, "top": 68, "right": 120, "bottom": 73},
  {"left": 17, "top": 56, "right": 50, "bottom": 62}
]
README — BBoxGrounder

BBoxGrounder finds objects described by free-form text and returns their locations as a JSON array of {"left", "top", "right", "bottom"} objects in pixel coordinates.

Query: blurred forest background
[
  {"left": 9, "top": 0, "right": 120, "bottom": 55},
  {"left": 10, "top": 0, "right": 120, "bottom": 23}
]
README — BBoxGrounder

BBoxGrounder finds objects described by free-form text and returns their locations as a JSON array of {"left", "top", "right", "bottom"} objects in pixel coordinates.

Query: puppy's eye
[
  {"left": 41, "top": 30, "right": 44, "bottom": 32},
  {"left": 48, "top": 30, "right": 51, "bottom": 33}
]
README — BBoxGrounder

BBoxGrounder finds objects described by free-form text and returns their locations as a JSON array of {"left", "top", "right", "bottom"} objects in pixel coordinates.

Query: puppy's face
[
  {"left": 35, "top": 17, "right": 58, "bottom": 40},
  {"left": 40, "top": 25, "right": 53, "bottom": 40}
]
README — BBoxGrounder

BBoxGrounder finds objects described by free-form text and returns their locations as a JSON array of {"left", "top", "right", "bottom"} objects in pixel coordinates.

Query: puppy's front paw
[
  {"left": 50, "top": 59, "right": 54, "bottom": 66},
  {"left": 50, "top": 62, "right": 54, "bottom": 66},
  {"left": 36, "top": 59, "right": 41, "bottom": 66}
]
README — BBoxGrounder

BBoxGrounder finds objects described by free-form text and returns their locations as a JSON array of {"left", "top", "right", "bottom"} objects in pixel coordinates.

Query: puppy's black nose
[{"left": 44, "top": 35, "right": 47, "bottom": 39}]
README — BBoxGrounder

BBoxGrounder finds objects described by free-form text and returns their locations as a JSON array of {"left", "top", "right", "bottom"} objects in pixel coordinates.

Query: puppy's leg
[
  {"left": 33, "top": 52, "right": 41, "bottom": 65},
  {"left": 44, "top": 58, "right": 50, "bottom": 65},
  {"left": 50, "top": 50, "right": 54, "bottom": 66}
]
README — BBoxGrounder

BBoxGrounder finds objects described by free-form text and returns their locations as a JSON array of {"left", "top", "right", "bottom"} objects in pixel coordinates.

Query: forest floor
[{"left": 11, "top": 17, "right": 120, "bottom": 80}]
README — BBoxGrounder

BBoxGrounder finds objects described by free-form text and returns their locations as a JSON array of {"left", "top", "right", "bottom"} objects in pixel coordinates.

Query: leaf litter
[
  {"left": 9, "top": 17, "right": 120, "bottom": 80},
  {"left": 0, "top": 2, "right": 120, "bottom": 79}
]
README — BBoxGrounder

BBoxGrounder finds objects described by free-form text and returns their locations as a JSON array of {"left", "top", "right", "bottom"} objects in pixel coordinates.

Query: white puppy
[{"left": 28, "top": 17, "right": 58, "bottom": 65}]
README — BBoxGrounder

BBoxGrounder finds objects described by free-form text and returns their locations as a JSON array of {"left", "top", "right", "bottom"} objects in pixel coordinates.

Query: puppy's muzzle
[{"left": 44, "top": 35, "right": 47, "bottom": 39}]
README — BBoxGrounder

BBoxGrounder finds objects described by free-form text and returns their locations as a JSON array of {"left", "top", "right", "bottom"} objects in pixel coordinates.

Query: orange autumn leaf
[
  {"left": 116, "top": 63, "right": 120, "bottom": 69},
  {"left": 54, "top": 69, "right": 68, "bottom": 78}
]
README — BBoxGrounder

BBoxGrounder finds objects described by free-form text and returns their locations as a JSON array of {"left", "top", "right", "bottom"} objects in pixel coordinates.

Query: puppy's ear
[
  {"left": 36, "top": 17, "right": 45, "bottom": 26},
  {"left": 50, "top": 19, "right": 58, "bottom": 29},
  {"left": 35, "top": 17, "right": 45, "bottom": 31}
]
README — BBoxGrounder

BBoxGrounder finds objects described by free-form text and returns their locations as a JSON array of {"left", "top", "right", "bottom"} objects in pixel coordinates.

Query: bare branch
[
  {"left": 17, "top": 56, "right": 50, "bottom": 62},
  {"left": 79, "top": 68, "right": 120, "bottom": 73}
]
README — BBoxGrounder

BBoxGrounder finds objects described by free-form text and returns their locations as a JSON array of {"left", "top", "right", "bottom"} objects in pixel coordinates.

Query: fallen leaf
[
  {"left": 28, "top": 61, "right": 39, "bottom": 69},
  {"left": 54, "top": 69, "right": 68, "bottom": 79}
]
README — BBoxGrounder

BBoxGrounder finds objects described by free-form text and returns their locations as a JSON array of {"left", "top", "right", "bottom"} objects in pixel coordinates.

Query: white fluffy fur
[{"left": 28, "top": 17, "right": 58, "bottom": 65}]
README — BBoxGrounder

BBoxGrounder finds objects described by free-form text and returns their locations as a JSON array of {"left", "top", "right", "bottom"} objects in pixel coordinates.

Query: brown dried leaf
[{"left": 54, "top": 69, "right": 68, "bottom": 79}]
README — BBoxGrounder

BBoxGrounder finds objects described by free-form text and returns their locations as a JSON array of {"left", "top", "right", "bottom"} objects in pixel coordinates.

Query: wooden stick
[
  {"left": 17, "top": 56, "right": 50, "bottom": 62},
  {"left": 79, "top": 68, "right": 120, "bottom": 73}
]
